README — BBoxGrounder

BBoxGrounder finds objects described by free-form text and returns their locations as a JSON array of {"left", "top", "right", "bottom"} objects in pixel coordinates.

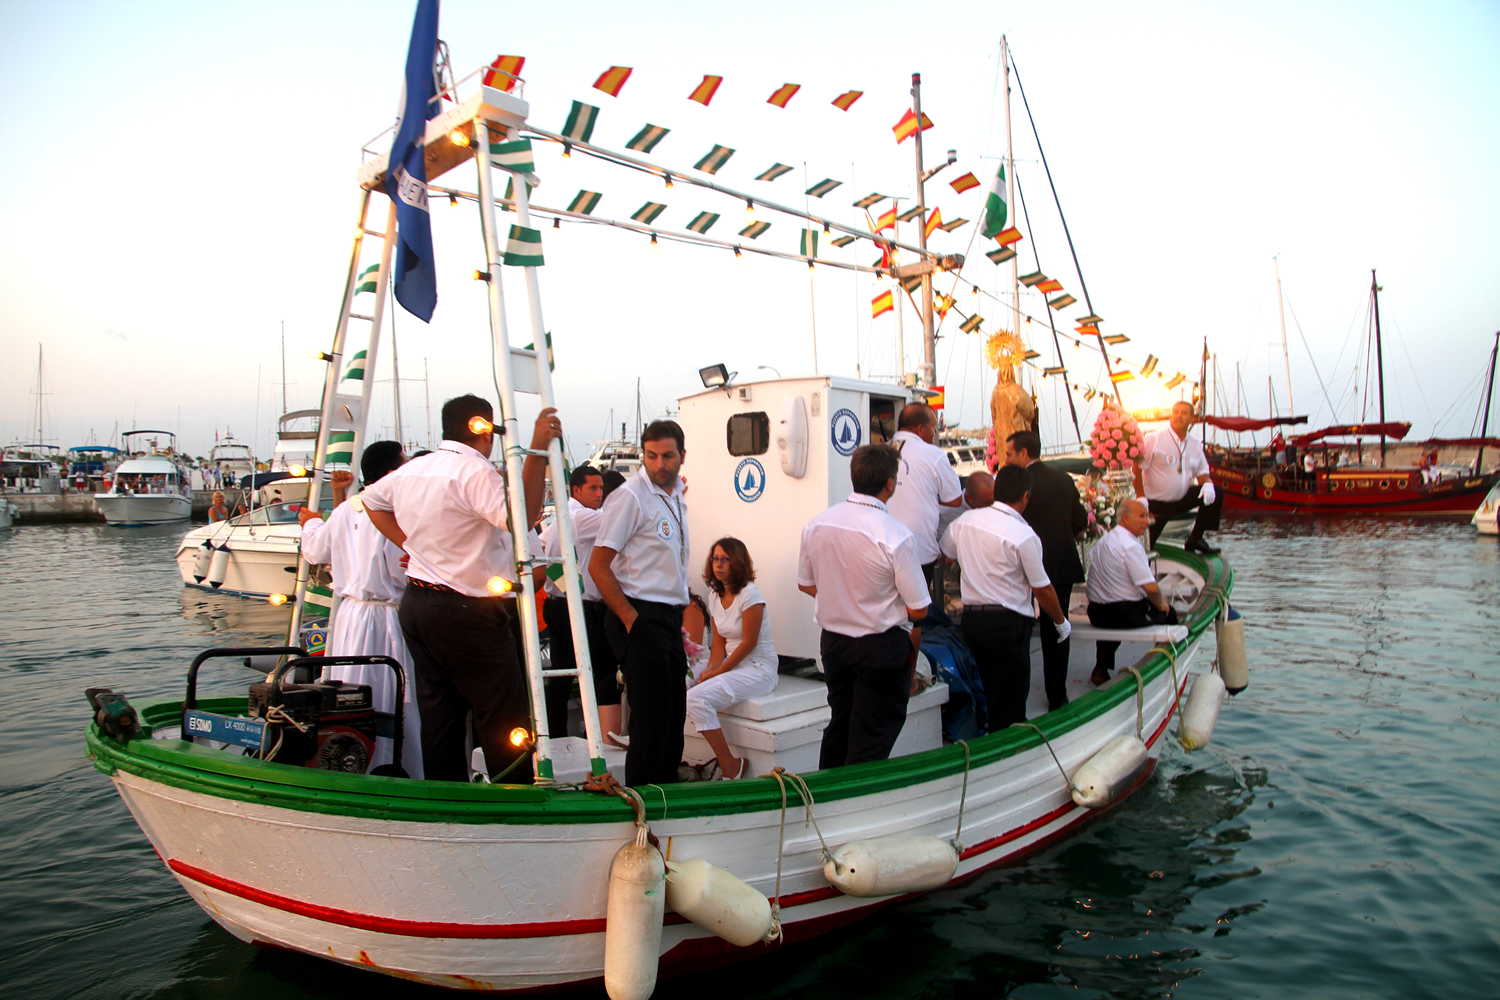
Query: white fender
[
  {"left": 823, "top": 836, "right": 959, "bottom": 898},
  {"left": 206, "top": 545, "right": 230, "bottom": 589},
  {"left": 1071, "top": 734, "right": 1149, "bottom": 809},
  {"left": 604, "top": 840, "right": 665, "bottom": 1000},
  {"left": 665, "top": 858, "right": 773, "bottom": 947},
  {"left": 1179, "top": 669, "right": 1226, "bottom": 750},
  {"left": 191, "top": 542, "right": 213, "bottom": 583},
  {"left": 1216, "top": 606, "right": 1249, "bottom": 695}
]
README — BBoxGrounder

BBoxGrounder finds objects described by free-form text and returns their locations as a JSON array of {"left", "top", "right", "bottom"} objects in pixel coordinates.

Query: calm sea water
[{"left": 1, "top": 517, "right": 1497, "bottom": 999}]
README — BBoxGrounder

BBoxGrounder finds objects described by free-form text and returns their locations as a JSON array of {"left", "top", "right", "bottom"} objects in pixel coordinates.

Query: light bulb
[
  {"left": 664, "top": 174, "right": 675, "bottom": 189},
  {"left": 468, "top": 416, "right": 493, "bottom": 435},
  {"left": 486, "top": 575, "right": 513, "bottom": 595},
  {"left": 449, "top": 129, "right": 470, "bottom": 147},
  {"left": 561, "top": 143, "right": 572, "bottom": 159},
  {"left": 734, "top": 247, "right": 745, "bottom": 266},
  {"left": 745, "top": 199, "right": 756, "bottom": 225},
  {"left": 508, "top": 727, "right": 531, "bottom": 748},
  {"left": 649, "top": 234, "right": 659, "bottom": 256},
  {"left": 268, "top": 593, "right": 288, "bottom": 606}
]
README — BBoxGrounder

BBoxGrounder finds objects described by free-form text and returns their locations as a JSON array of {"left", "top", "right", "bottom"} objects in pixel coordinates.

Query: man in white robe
[{"left": 298, "top": 441, "right": 421, "bottom": 777}]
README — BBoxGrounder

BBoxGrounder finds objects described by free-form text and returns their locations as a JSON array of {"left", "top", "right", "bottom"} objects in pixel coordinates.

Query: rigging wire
[{"left": 1014, "top": 170, "right": 1082, "bottom": 442}]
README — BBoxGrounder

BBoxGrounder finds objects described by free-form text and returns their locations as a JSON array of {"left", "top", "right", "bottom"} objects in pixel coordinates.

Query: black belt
[
  {"left": 408, "top": 577, "right": 513, "bottom": 600},
  {"left": 964, "top": 604, "right": 1028, "bottom": 614}
]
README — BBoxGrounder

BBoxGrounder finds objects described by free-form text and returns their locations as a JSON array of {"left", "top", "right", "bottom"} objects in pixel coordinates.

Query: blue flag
[{"left": 386, "top": 0, "right": 440, "bottom": 322}]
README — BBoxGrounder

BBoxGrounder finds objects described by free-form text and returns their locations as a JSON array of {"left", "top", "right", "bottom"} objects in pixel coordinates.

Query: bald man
[{"left": 1085, "top": 498, "right": 1177, "bottom": 685}]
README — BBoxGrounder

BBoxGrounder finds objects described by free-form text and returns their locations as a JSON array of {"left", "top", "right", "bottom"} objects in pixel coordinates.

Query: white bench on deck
[{"left": 1061, "top": 583, "right": 1190, "bottom": 645}]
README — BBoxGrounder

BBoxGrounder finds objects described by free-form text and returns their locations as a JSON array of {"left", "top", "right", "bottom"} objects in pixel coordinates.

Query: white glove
[
  {"left": 1054, "top": 618, "right": 1072, "bottom": 642},
  {"left": 1200, "top": 481, "right": 1217, "bottom": 506}
]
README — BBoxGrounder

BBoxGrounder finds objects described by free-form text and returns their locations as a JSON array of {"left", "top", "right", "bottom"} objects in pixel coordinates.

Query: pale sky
[{"left": 2, "top": 0, "right": 1497, "bottom": 461}]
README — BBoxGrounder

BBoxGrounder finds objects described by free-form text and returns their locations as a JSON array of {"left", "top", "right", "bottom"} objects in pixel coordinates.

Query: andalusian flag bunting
[
  {"left": 326, "top": 431, "right": 356, "bottom": 465},
  {"left": 686, "top": 212, "right": 720, "bottom": 234},
  {"left": 626, "top": 124, "right": 670, "bottom": 153},
  {"left": 982, "top": 163, "right": 1008, "bottom": 238},
  {"left": 1023, "top": 350, "right": 1041, "bottom": 360},
  {"left": 501, "top": 176, "right": 534, "bottom": 211},
  {"left": 897, "top": 205, "right": 923, "bottom": 222},
  {"left": 949, "top": 172, "right": 980, "bottom": 194},
  {"left": 993, "top": 226, "right": 1024, "bottom": 246},
  {"left": 688, "top": 75, "right": 724, "bottom": 105},
  {"left": 567, "top": 190, "right": 602, "bottom": 215},
  {"left": 593, "top": 66, "right": 633, "bottom": 97},
  {"left": 1103, "top": 333, "right": 1130, "bottom": 344},
  {"left": 483, "top": 55, "right": 525, "bottom": 92},
  {"left": 832, "top": 90, "right": 864, "bottom": 111},
  {"left": 892, "top": 108, "right": 934, "bottom": 143},
  {"left": 342, "top": 350, "right": 367, "bottom": 381},
  {"left": 562, "top": 101, "right": 598, "bottom": 143},
  {"left": 960, "top": 314, "right": 983, "bottom": 333},
  {"left": 1165, "top": 373, "right": 1185, "bottom": 389},
  {"left": 800, "top": 229, "right": 819, "bottom": 256},
  {"left": 830, "top": 235, "right": 856, "bottom": 248},
  {"left": 939, "top": 217, "right": 968, "bottom": 232},
  {"left": 875, "top": 207, "right": 897, "bottom": 232},
  {"left": 1111, "top": 369, "right": 1135, "bottom": 383},
  {"left": 739, "top": 221, "right": 770, "bottom": 239},
  {"left": 355, "top": 264, "right": 380, "bottom": 294},
  {"left": 1084, "top": 388, "right": 1098, "bottom": 401},
  {"left": 756, "top": 163, "right": 792, "bottom": 182},
  {"left": 805, "top": 178, "right": 841, "bottom": 198},
  {"left": 694, "top": 145, "right": 735, "bottom": 174},
  {"left": 1035, "top": 279, "right": 1063, "bottom": 294},
  {"left": 767, "top": 83, "right": 801, "bottom": 108},
  {"left": 902, "top": 276, "right": 922, "bottom": 294},
  {"left": 924, "top": 207, "right": 943, "bottom": 240},
  {"left": 1020, "top": 271, "right": 1047, "bottom": 287},
  {"left": 503, "top": 225, "right": 544, "bottom": 267},
  {"left": 632, "top": 203, "right": 666, "bottom": 224},
  {"left": 986, "top": 246, "right": 1016, "bottom": 264},
  {"left": 853, "top": 192, "right": 886, "bottom": 209},
  {"left": 871, "top": 290, "right": 894, "bottom": 317},
  {"left": 1048, "top": 294, "right": 1076, "bottom": 310},
  {"left": 1140, "top": 354, "right": 1159, "bottom": 377},
  {"left": 1044, "top": 366, "right": 1067, "bottom": 377},
  {"left": 489, "top": 138, "right": 535, "bottom": 173}
]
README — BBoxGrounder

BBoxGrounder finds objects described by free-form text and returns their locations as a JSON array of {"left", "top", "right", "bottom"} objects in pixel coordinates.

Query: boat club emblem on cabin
[
  {"left": 734, "top": 457, "right": 766, "bottom": 502},
  {"left": 830, "top": 408, "right": 862, "bottom": 456}
]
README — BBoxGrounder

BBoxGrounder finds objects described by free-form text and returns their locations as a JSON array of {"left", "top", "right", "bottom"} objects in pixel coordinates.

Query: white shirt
[
  {"left": 593, "top": 467, "right": 690, "bottom": 606},
  {"left": 1086, "top": 525, "right": 1156, "bottom": 605},
  {"left": 360, "top": 440, "right": 514, "bottom": 598},
  {"left": 710, "top": 582, "right": 778, "bottom": 669},
  {"left": 939, "top": 502, "right": 1050, "bottom": 615},
  {"left": 885, "top": 429, "right": 964, "bottom": 565},
  {"left": 798, "top": 494, "right": 931, "bottom": 637},
  {"left": 538, "top": 496, "right": 605, "bottom": 601},
  {"left": 1138, "top": 426, "right": 1210, "bottom": 502},
  {"left": 300, "top": 493, "right": 406, "bottom": 603}
]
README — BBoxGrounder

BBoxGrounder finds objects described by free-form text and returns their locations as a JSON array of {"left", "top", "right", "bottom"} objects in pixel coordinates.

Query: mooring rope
[
  {"left": 766, "top": 768, "right": 829, "bottom": 944},
  {"left": 1121, "top": 665, "right": 1145, "bottom": 739},
  {"left": 1012, "top": 722, "right": 1076, "bottom": 795},
  {"left": 952, "top": 740, "right": 972, "bottom": 854},
  {"left": 1147, "top": 643, "right": 1190, "bottom": 749}
]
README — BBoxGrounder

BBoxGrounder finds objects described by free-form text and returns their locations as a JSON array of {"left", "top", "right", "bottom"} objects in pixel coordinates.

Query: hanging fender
[
  {"left": 603, "top": 840, "right": 665, "bottom": 1000},
  {"left": 664, "top": 858, "right": 773, "bottom": 947},
  {"left": 1179, "top": 669, "right": 1226, "bottom": 750},
  {"left": 192, "top": 541, "right": 213, "bottom": 583},
  {"left": 1216, "top": 606, "right": 1249, "bottom": 694},
  {"left": 206, "top": 545, "right": 230, "bottom": 589},
  {"left": 1070, "top": 734, "right": 1149, "bottom": 809},
  {"left": 823, "top": 836, "right": 959, "bottom": 898}
]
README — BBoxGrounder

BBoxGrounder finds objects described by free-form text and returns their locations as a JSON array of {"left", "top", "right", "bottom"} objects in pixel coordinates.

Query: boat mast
[
  {"left": 1478, "top": 330, "right": 1499, "bottom": 473},
  {"left": 1001, "top": 38, "right": 1020, "bottom": 380},
  {"left": 391, "top": 311, "right": 404, "bottom": 446},
  {"left": 280, "top": 322, "right": 288, "bottom": 415},
  {"left": 1371, "top": 269, "right": 1386, "bottom": 464},
  {"left": 1274, "top": 256, "right": 1293, "bottom": 416},
  {"left": 911, "top": 73, "right": 935, "bottom": 388}
]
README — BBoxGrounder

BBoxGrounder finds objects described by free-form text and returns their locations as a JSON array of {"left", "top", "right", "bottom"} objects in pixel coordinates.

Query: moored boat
[{"left": 94, "top": 430, "right": 193, "bottom": 525}]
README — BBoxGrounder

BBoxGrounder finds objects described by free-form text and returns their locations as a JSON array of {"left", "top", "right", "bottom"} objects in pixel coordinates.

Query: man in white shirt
[
  {"left": 536, "top": 464, "right": 621, "bottom": 745},
  {"left": 1086, "top": 498, "right": 1177, "bottom": 684},
  {"left": 941, "top": 464, "right": 1070, "bottom": 729},
  {"left": 298, "top": 440, "right": 421, "bottom": 777},
  {"left": 363, "top": 395, "right": 560, "bottom": 783},
  {"left": 798, "top": 444, "right": 931, "bottom": 767},
  {"left": 886, "top": 403, "right": 964, "bottom": 594},
  {"left": 590, "top": 420, "right": 692, "bottom": 786},
  {"left": 1133, "top": 401, "right": 1222, "bottom": 554}
]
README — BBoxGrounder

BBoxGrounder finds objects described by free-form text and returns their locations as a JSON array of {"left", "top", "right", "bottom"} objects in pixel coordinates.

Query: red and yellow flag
[
  {"left": 949, "top": 172, "right": 979, "bottom": 194},
  {"left": 876, "top": 206, "right": 897, "bottom": 232},
  {"left": 483, "top": 55, "right": 525, "bottom": 92},
  {"left": 929, "top": 385, "right": 946, "bottom": 410},
  {"left": 593, "top": 66, "right": 633, "bottom": 97},
  {"left": 831, "top": 90, "right": 864, "bottom": 111},
  {"left": 892, "top": 109, "right": 934, "bottom": 143},
  {"left": 688, "top": 75, "right": 724, "bottom": 105},
  {"left": 1036, "top": 279, "right": 1063, "bottom": 293},
  {"left": 993, "top": 226, "right": 1024, "bottom": 246},
  {"left": 936, "top": 294, "right": 955, "bottom": 319},
  {"left": 767, "top": 83, "right": 801, "bottom": 108},
  {"left": 872, "top": 290, "right": 894, "bottom": 318},
  {"left": 924, "top": 207, "right": 943, "bottom": 240},
  {"left": 1111, "top": 369, "right": 1135, "bottom": 383}
]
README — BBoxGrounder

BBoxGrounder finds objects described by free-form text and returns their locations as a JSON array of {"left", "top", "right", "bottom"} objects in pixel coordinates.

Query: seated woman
[
  {"left": 689, "top": 537, "right": 778, "bottom": 780},
  {"left": 207, "top": 491, "right": 230, "bottom": 522}
]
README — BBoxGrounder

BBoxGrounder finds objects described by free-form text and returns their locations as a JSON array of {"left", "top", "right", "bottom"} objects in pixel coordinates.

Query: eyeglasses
[{"left": 710, "top": 555, "right": 732, "bottom": 563}]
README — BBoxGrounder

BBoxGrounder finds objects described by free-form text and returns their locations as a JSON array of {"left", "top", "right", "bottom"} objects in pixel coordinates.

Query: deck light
[
  {"left": 310, "top": 351, "right": 333, "bottom": 362},
  {"left": 468, "top": 416, "right": 494, "bottom": 435},
  {"left": 561, "top": 142, "right": 572, "bottom": 158},
  {"left": 733, "top": 246, "right": 744, "bottom": 266},
  {"left": 449, "top": 129, "right": 470, "bottom": 147},
  {"left": 486, "top": 575, "right": 513, "bottom": 595},
  {"left": 664, "top": 173, "right": 674, "bottom": 189},
  {"left": 508, "top": 727, "right": 532, "bottom": 748},
  {"left": 448, "top": 192, "right": 458, "bottom": 207},
  {"left": 744, "top": 199, "right": 756, "bottom": 225},
  {"left": 553, "top": 217, "right": 560, "bottom": 229},
  {"left": 472, "top": 270, "right": 491, "bottom": 282},
  {"left": 268, "top": 593, "right": 288, "bottom": 606},
  {"left": 649, "top": 234, "right": 659, "bottom": 256}
]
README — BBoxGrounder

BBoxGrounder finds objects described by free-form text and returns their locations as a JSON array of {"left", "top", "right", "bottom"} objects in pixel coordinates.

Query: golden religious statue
[{"left": 985, "top": 331, "right": 1037, "bottom": 445}]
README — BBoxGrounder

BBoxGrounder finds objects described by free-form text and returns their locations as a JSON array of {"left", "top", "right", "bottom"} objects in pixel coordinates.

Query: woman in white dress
[{"left": 690, "top": 537, "right": 779, "bottom": 780}]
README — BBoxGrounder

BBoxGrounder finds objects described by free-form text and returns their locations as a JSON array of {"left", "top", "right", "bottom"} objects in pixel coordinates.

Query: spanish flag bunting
[
  {"left": 626, "top": 124, "right": 669, "bottom": 153},
  {"left": 1044, "top": 366, "right": 1067, "bottom": 376},
  {"left": 1075, "top": 324, "right": 1100, "bottom": 337},
  {"left": 739, "top": 221, "right": 771, "bottom": 239},
  {"left": 853, "top": 192, "right": 887, "bottom": 209},
  {"left": 1077, "top": 314, "right": 1104, "bottom": 325},
  {"left": 986, "top": 246, "right": 1016, "bottom": 264},
  {"left": 960, "top": 314, "right": 983, "bottom": 333},
  {"left": 897, "top": 204, "right": 923, "bottom": 222},
  {"left": 993, "top": 227, "right": 1024, "bottom": 246},
  {"left": 872, "top": 290, "right": 894, "bottom": 317},
  {"left": 1035, "top": 278, "right": 1064, "bottom": 294},
  {"left": 1102, "top": 333, "right": 1129, "bottom": 344},
  {"left": 805, "top": 178, "right": 842, "bottom": 198},
  {"left": 1140, "top": 354, "right": 1158, "bottom": 377},
  {"left": 694, "top": 145, "right": 735, "bottom": 174},
  {"left": 686, "top": 212, "right": 720, "bottom": 234},
  {"left": 830, "top": 235, "right": 856, "bottom": 248},
  {"left": 1202, "top": 343, "right": 1211, "bottom": 362},
  {"left": 939, "top": 217, "right": 969, "bottom": 232},
  {"left": 1048, "top": 294, "right": 1076, "bottom": 310},
  {"left": 484, "top": 55, "right": 525, "bottom": 92},
  {"left": 949, "top": 172, "right": 980, "bottom": 194},
  {"left": 631, "top": 202, "right": 666, "bottom": 224},
  {"left": 767, "top": 83, "right": 801, "bottom": 108},
  {"left": 1023, "top": 350, "right": 1041, "bottom": 360},
  {"left": 875, "top": 207, "right": 897, "bottom": 232},
  {"left": 936, "top": 293, "right": 955, "bottom": 318},
  {"left": 928, "top": 385, "right": 945, "bottom": 409},
  {"left": 688, "top": 75, "right": 724, "bottom": 105},
  {"left": 1020, "top": 271, "right": 1047, "bottom": 287},
  {"left": 832, "top": 90, "right": 864, "bottom": 111},
  {"left": 593, "top": 66, "right": 633, "bottom": 97},
  {"left": 1165, "top": 373, "right": 1185, "bottom": 389},
  {"left": 924, "top": 207, "right": 943, "bottom": 240},
  {"left": 567, "top": 190, "right": 602, "bottom": 215},
  {"left": 561, "top": 101, "right": 599, "bottom": 143},
  {"left": 800, "top": 229, "right": 819, "bottom": 257},
  {"left": 1111, "top": 369, "right": 1135, "bottom": 383},
  {"left": 756, "top": 163, "right": 792, "bottom": 182},
  {"left": 892, "top": 108, "right": 935, "bottom": 143}
]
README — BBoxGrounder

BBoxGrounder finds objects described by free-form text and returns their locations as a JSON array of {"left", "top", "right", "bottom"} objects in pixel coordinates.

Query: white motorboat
[
  {"left": 1474, "top": 479, "right": 1500, "bottom": 535},
  {"left": 2, "top": 444, "right": 63, "bottom": 494},
  {"left": 94, "top": 431, "right": 192, "bottom": 525},
  {"left": 0, "top": 496, "right": 17, "bottom": 528}
]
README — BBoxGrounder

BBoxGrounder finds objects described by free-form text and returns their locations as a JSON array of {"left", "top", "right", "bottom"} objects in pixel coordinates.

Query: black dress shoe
[{"left": 1185, "top": 538, "right": 1221, "bottom": 555}]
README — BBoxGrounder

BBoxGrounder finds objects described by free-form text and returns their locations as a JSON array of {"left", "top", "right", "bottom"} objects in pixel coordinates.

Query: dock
[{"left": 4, "top": 489, "right": 251, "bottom": 524}]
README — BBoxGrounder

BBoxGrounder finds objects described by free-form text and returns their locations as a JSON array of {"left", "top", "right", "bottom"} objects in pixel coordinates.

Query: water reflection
[{"left": 178, "top": 588, "right": 290, "bottom": 638}]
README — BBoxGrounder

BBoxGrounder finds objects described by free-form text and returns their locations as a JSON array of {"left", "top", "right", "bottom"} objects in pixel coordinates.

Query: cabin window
[
  {"left": 869, "top": 397, "right": 900, "bottom": 445},
  {"left": 726, "top": 412, "right": 770, "bottom": 456}
]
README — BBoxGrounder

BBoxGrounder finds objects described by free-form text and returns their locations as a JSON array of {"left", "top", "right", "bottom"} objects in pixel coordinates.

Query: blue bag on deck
[{"left": 916, "top": 607, "right": 987, "bottom": 741}]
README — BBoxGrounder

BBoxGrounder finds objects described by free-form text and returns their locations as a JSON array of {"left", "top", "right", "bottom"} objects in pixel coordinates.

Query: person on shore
[
  {"left": 363, "top": 395, "right": 561, "bottom": 784},
  {"left": 1085, "top": 498, "right": 1177, "bottom": 685},
  {"left": 691, "top": 537, "right": 778, "bottom": 781},
  {"left": 207, "top": 492, "right": 230, "bottom": 522},
  {"left": 590, "top": 420, "right": 692, "bottom": 786},
  {"left": 798, "top": 444, "right": 930, "bottom": 767},
  {"left": 886, "top": 403, "right": 964, "bottom": 595},
  {"left": 940, "top": 464, "right": 1070, "bottom": 729},
  {"left": 1004, "top": 431, "right": 1088, "bottom": 711},
  {"left": 298, "top": 442, "right": 421, "bottom": 777},
  {"left": 1134, "top": 401, "right": 1222, "bottom": 553}
]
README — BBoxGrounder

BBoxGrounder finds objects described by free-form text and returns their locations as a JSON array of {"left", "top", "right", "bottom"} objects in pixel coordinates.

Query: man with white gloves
[{"left": 1133, "top": 401, "right": 1223, "bottom": 553}]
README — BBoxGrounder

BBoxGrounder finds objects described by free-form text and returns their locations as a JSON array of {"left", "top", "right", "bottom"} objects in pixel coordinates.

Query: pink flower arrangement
[
  {"left": 1089, "top": 403, "right": 1145, "bottom": 470},
  {"left": 985, "top": 427, "right": 1000, "bottom": 473}
]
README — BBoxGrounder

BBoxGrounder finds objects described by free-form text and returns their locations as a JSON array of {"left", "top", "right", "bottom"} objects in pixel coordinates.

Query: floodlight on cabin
[{"left": 699, "top": 364, "right": 731, "bottom": 389}]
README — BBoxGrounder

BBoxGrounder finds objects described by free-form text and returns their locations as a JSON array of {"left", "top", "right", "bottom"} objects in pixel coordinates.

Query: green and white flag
[
  {"left": 341, "top": 350, "right": 367, "bottom": 381},
  {"left": 800, "top": 228, "right": 819, "bottom": 257},
  {"left": 982, "top": 162, "right": 1008, "bottom": 239},
  {"left": 960, "top": 314, "right": 983, "bottom": 334},
  {"left": 355, "top": 264, "right": 380, "bottom": 294},
  {"left": 489, "top": 138, "right": 535, "bottom": 173},
  {"left": 755, "top": 163, "right": 792, "bottom": 182},
  {"left": 694, "top": 145, "right": 735, "bottom": 174},
  {"left": 561, "top": 101, "right": 598, "bottom": 143},
  {"left": 739, "top": 221, "right": 770, "bottom": 239},
  {"left": 830, "top": 234, "right": 856, "bottom": 247},
  {"left": 805, "top": 178, "right": 842, "bottom": 198},
  {"left": 901, "top": 275, "right": 922, "bottom": 294},
  {"left": 632, "top": 202, "right": 666, "bottom": 225},
  {"left": 568, "top": 190, "right": 602, "bottom": 215},
  {"left": 523, "top": 330, "right": 554, "bottom": 371},
  {"left": 501, "top": 175, "right": 535, "bottom": 213},
  {"left": 325, "top": 430, "right": 356, "bottom": 464},
  {"left": 545, "top": 560, "right": 567, "bottom": 593},
  {"left": 503, "top": 225, "right": 544, "bottom": 267},
  {"left": 686, "top": 212, "right": 719, "bottom": 234},
  {"left": 626, "top": 124, "right": 669, "bottom": 153}
]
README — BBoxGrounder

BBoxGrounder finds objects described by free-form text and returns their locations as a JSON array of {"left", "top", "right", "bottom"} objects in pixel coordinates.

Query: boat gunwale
[{"left": 88, "top": 549, "right": 1230, "bottom": 825}]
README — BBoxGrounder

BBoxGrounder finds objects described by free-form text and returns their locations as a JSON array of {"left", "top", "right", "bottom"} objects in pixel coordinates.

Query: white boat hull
[
  {"left": 1473, "top": 481, "right": 1500, "bottom": 535},
  {"left": 95, "top": 492, "right": 191, "bottom": 525},
  {"left": 175, "top": 522, "right": 301, "bottom": 597}
]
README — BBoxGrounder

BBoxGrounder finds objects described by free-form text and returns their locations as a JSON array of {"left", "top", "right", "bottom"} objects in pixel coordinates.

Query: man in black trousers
[{"left": 1004, "top": 431, "right": 1088, "bottom": 711}]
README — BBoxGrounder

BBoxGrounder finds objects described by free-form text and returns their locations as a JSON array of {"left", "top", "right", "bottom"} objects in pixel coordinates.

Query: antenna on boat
[
  {"left": 1477, "top": 331, "right": 1498, "bottom": 473},
  {"left": 1274, "top": 256, "right": 1294, "bottom": 417},
  {"left": 1371, "top": 269, "right": 1387, "bottom": 464}
]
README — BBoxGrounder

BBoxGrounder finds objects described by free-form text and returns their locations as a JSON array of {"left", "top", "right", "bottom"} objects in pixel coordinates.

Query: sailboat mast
[
  {"left": 1477, "top": 330, "right": 1498, "bottom": 474},
  {"left": 1001, "top": 38, "right": 1020, "bottom": 368},
  {"left": 911, "top": 73, "right": 935, "bottom": 388},
  {"left": 391, "top": 314, "right": 404, "bottom": 446},
  {"left": 280, "top": 321, "right": 287, "bottom": 415},
  {"left": 1274, "top": 256, "right": 1293, "bottom": 416},
  {"left": 1371, "top": 269, "right": 1386, "bottom": 463}
]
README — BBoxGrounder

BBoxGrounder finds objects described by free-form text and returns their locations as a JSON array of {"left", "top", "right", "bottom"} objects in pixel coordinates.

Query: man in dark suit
[{"left": 1004, "top": 431, "right": 1088, "bottom": 710}]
